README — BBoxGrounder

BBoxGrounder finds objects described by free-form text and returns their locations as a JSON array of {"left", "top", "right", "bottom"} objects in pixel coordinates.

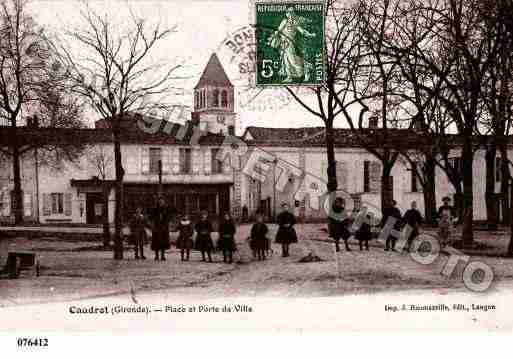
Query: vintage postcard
[{"left": 1, "top": 0, "right": 513, "bottom": 347}]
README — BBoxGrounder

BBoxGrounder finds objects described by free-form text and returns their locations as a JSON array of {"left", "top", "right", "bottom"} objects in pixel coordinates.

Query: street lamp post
[{"left": 273, "top": 159, "right": 277, "bottom": 222}]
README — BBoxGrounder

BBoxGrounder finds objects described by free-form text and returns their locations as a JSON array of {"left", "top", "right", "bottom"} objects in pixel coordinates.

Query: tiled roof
[
  {"left": 0, "top": 116, "right": 230, "bottom": 147},
  {"left": 242, "top": 126, "right": 434, "bottom": 148},
  {"left": 194, "top": 53, "right": 233, "bottom": 89}
]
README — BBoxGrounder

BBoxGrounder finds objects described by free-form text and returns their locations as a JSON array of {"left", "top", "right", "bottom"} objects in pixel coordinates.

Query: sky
[{"left": 28, "top": 0, "right": 332, "bottom": 133}]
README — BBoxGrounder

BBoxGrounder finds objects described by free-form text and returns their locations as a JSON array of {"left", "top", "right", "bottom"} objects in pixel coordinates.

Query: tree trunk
[
  {"left": 11, "top": 142, "right": 23, "bottom": 225},
  {"left": 423, "top": 155, "right": 437, "bottom": 225},
  {"left": 508, "top": 179, "right": 513, "bottom": 257},
  {"left": 485, "top": 145, "right": 498, "bottom": 230},
  {"left": 381, "top": 162, "right": 393, "bottom": 211},
  {"left": 461, "top": 139, "right": 474, "bottom": 246},
  {"left": 102, "top": 182, "right": 111, "bottom": 248},
  {"left": 325, "top": 122, "right": 338, "bottom": 193},
  {"left": 113, "top": 127, "right": 125, "bottom": 260},
  {"left": 500, "top": 145, "right": 510, "bottom": 225}
]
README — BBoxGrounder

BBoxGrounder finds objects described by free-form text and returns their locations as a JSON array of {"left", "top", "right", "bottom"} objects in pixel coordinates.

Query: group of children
[
  {"left": 175, "top": 211, "right": 238, "bottom": 263},
  {"left": 328, "top": 196, "right": 457, "bottom": 253},
  {"left": 129, "top": 202, "right": 299, "bottom": 263}
]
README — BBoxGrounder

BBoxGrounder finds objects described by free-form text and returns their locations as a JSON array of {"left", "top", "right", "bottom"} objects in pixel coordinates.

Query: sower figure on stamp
[
  {"left": 402, "top": 201, "right": 423, "bottom": 252},
  {"left": 129, "top": 206, "right": 148, "bottom": 260},
  {"left": 381, "top": 199, "right": 402, "bottom": 252},
  {"left": 251, "top": 212, "right": 269, "bottom": 261},
  {"left": 275, "top": 203, "right": 298, "bottom": 257},
  {"left": 268, "top": 7, "right": 316, "bottom": 82},
  {"left": 328, "top": 197, "right": 352, "bottom": 252},
  {"left": 218, "top": 212, "right": 236, "bottom": 264},
  {"left": 177, "top": 214, "right": 194, "bottom": 261},
  {"left": 149, "top": 197, "right": 172, "bottom": 261},
  {"left": 195, "top": 211, "right": 214, "bottom": 262}
]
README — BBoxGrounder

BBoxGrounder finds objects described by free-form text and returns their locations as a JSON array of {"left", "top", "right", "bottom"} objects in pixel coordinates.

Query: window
[
  {"left": 448, "top": 157, "right": 462, "bottom": 176},
  {"left": 51, "top": 193, "right": 64, "bottom": 214},
  {"left": 228, "top": 125, "right": 235, "bottom": 136},
  {"left": 363, "top": 161, "right": 370, "bottom": 193},
  {"left": 221, "top": 90, "right": 228, "bottom": 107},
  {"left": 217, "top": 115, "right": 225, "bottom": 124},
  {"left": 496, "top": 157, "right": 502, "bottom": 183},
  {"left": 180, "top": 148, "right": 192, "bottom": 174},
  {"left": 211, "top": 148, "right": 222, "bottom": 174},
  {"left": 411, "top": 161, "right": 419, "bottom": 193},
  {"left": 213, "top": 89, "right": 219, "bottom": 107},
  {"left": 149, "top": 147, "right": 162, "bottom": 174}
]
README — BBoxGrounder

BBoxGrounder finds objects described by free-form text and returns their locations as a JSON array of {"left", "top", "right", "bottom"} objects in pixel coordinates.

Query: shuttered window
[
  {"left": 211, "top": 148, "right": 222, "bottom": 174},
  {"left": 496, "top": 157, "right": 502, "bottom": 183},
  {"left": 141, "top": 148, "right": 150, "bottom": 173},
  {"left": 336, "top": 161, "right": 347, "bottom": 191},
  {"left": 149, "top": 147, "right": 162, "bottom": 174},
  {"left": 369, "top": 161, "right": 382, "bottom": 193},
  {"left": 410, "top": 161, "right": 423, "bottom": 193},
  {"left": 1, "top": 191, "right": 10, "bottom": 216},
  {"left": 51, "top": 193, "right": 64, "bottom": 214},
  {"left": 23, "top": 192, "right": 32, "bottom": 217},
  {"left": 363, "top": 161, "right": 370, "bottom": 193},
  {"left": 64, "top": 193, "right": 72, "bottom": 216},
  {"left": 43, "top": 193, "right": 51, "bottom": 216},
  {"left": 180, "top": 148, "right": 192, "bottom": 174}
]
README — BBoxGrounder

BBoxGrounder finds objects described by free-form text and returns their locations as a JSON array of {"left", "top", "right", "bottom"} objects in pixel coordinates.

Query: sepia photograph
[{"left": 0, "top": 0, "right": 513, "bottom": 343}]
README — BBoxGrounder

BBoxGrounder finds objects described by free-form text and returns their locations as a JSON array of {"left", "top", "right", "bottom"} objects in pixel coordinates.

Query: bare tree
[
  {"left": 55, "top": 3, "right": 184, "bottom": 259},
  {"left": 376, "top": 0, "right": 504, "bottom": 246},
  {"left": 0, "top": 0, "right": 85, "bottom": 223},
  {"left": 284, "top": 0, "right": 366, "bottom": 196},
  {"left": 86, "top": 144, "right": 113, "bottom": 248}
]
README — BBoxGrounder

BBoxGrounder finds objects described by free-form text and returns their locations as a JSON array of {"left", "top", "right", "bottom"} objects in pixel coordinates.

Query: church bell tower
[{"left": 192, "top": 53, "right": 236, "bottom": 136}]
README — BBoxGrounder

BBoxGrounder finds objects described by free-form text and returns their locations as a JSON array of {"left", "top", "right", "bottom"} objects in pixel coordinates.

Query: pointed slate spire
[{"left": 194, "top": 53, "right": 233, "bottom": 89}]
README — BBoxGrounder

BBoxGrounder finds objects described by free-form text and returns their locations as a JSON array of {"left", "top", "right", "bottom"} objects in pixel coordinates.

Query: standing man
[
  {"left": 381, "top": 199, "right": 402, "bottom": 252},
  {"left": 275, "top": 203, "right": 298, "bottom": 257},
  {"left": 149, "top": 197, "right": 171, "bottom": 261},
  {"left": 402, "top": 201, "right": 423, "bottom": 252},
  {"left": 328, "top": 197, "right": 352, "bottom": 252},
  {"left": 438, "top": 196, "right": 456, "bottom": 222}
]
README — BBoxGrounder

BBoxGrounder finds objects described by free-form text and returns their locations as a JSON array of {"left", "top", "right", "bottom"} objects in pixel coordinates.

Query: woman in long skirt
[
  {"left": 177, "top": 214, "right": 194, "bottom": 261},
  {"left": 275, "top": 203, "right": 298, "bottom": 257},
  {"left": 218, "top": 212, "right": 236, "bottom": 263},
  {"left": 195, "top": 211, "right": 214, "bottom": 262},
  {"left": 149, "top": 197, "right": 172, "bottom": 261}
]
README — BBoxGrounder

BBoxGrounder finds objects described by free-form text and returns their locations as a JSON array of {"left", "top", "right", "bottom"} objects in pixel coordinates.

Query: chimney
[{"left": 368, "top": 116, "right": 378, "bottom": 129}]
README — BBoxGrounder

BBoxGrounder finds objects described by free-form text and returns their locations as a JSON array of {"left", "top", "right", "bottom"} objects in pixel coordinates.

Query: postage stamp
[{"left": 254, "top": 1, "right": 326, "bottom": 86}]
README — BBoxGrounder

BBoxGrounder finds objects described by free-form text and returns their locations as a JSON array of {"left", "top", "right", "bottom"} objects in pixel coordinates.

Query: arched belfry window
[
  {"left": 213, "top": 89, "right": 220, "bottom": 107},
  {"left": 195, "top": 91, "right": 199, "bottom": 108},
  {"left": 221, "top": 90, "right": 228, "bottom": 107}
]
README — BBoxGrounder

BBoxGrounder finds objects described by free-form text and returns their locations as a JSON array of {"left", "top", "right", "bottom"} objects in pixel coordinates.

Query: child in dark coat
[
  {"left": 195, "top": 211, "right": 214, "bottom": 262},
  {"left": 218, "top": 212, "right": 237, "bottom": 263},
  {"left": 129, "top": 207, "right": 148, "bottom": 260},
  {"left": 251, "top": 213, "right": 269, "bottom": 261},
  {"left": 275, "top": 203, "right": 297, "bottom": 257},
  {"left": 355, "top": 214, "right": 372, "bottom": 251},
  {"left": 177, "top": 214, "right": 194, "bottom": 261}
]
